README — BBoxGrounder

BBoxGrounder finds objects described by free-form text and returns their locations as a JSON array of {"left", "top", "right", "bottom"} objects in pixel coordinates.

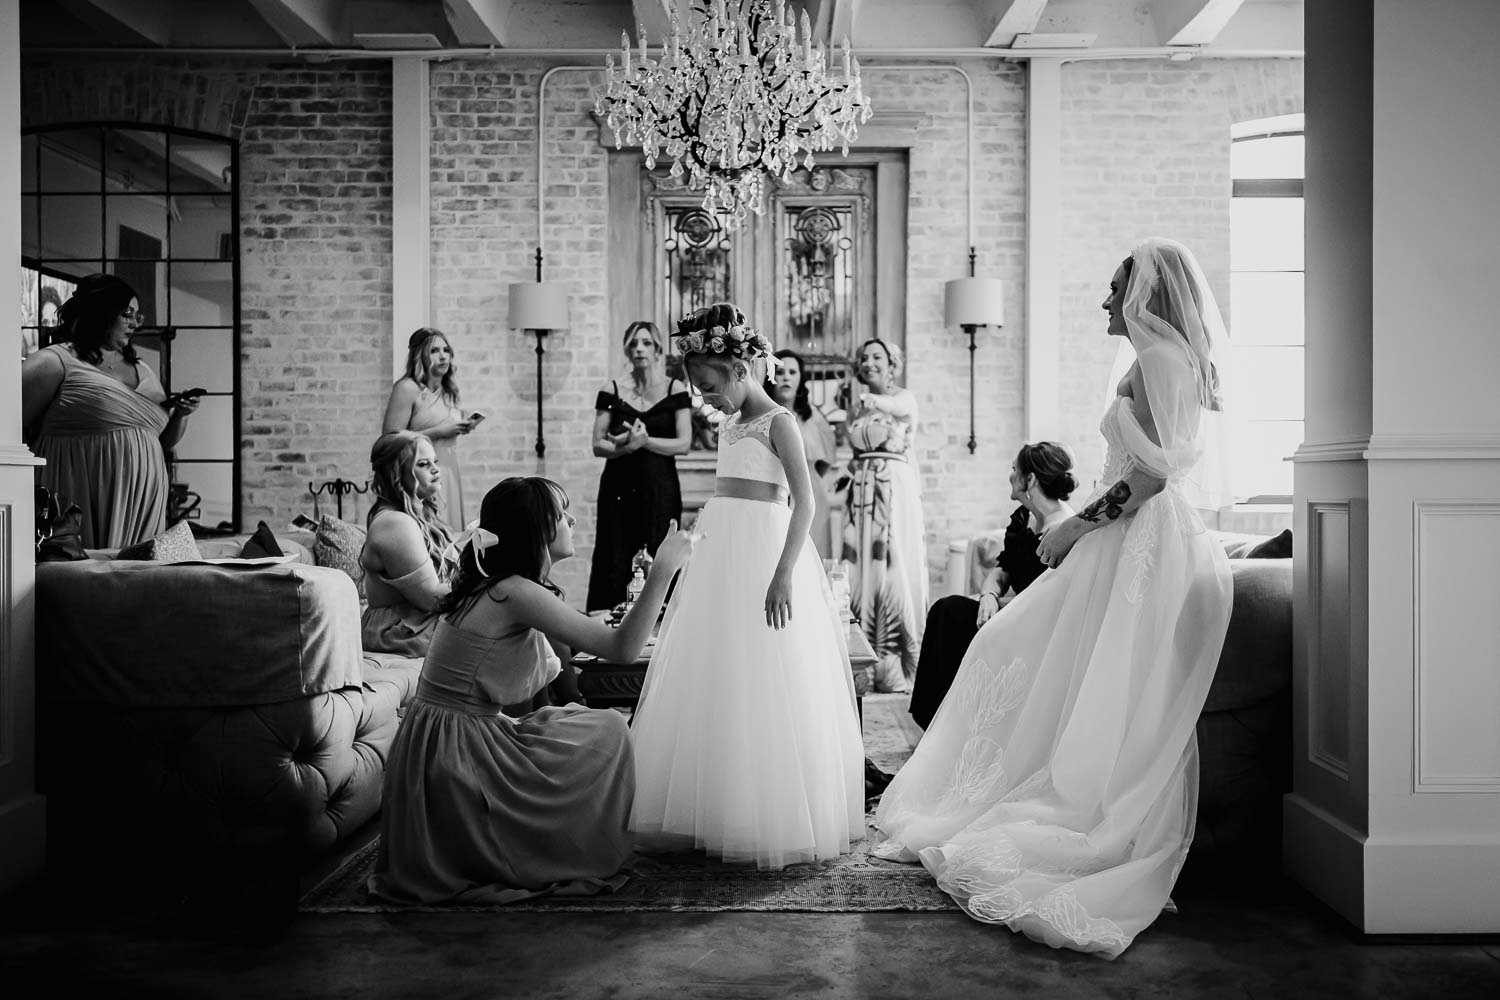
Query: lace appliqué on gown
[
  {"left": 718, "top": 407, "right": 781, "bottom": 451},
  {"left": 941, "top": 655, "right": 1032, "bottom": 807},
  {"left": 939, "top": 841, "right": 1130, "bottom": 954}
]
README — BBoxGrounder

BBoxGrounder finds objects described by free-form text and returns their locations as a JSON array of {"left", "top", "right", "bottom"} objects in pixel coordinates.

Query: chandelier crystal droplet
[{"left": 594, "top": 0, "right": 872, "bottom": 231}]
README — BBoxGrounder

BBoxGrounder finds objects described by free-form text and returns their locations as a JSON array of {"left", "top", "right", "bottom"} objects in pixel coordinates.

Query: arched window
[
  {"left": 1230, "top": 113, "right": 1303, "bottom": 501},
  {"left": 20, "top": 123, "right": 241, "bottom": 532}
]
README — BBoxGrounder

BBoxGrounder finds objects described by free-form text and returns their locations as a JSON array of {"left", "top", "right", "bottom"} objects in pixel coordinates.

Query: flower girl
[{"left": 628, "top": 303, "right": 865, "bottom": 870}]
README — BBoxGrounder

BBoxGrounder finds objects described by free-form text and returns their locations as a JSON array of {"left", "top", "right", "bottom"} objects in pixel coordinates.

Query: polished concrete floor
[
  {"left": 3, "top": 853, "right": 1499, "bottom": 1000},
  {"left": 7, "top": 692, "right": 1498, "bottom": 998}
]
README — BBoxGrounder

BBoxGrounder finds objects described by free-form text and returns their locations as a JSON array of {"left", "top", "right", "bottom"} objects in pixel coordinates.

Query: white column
[
  {"left": 1024, "top": 58, "right": 1062, "bottom": 443},
  {"left": 391, "top": 56, "right": 431, "bottom": 381},
  {"left": 1287, "top": 0, "right": 1500, "bottom": 932},
  {"left": 0, "top": 0, "right": 47, "bottom": 894}
]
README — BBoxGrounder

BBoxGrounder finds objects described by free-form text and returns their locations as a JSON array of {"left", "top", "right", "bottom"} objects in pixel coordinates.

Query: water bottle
[
  {"left": 625, "top": 565, "right": 645, "bottom": 608},
  {"left": 828, "top": 561, "right": 852, "bottom": 622}
]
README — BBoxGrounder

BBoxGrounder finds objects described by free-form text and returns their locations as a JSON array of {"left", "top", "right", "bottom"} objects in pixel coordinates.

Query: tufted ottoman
[{"left": 35, "top": 557, "right": 422, "bottom": 886}]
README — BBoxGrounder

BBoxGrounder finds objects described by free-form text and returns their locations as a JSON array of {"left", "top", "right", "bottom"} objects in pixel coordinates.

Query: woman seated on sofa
[
  {"left": 907, "top": 440, "right": 1077, "bottom": 729},
  {"left": 368, "top": 476, "right": 694, "bottom": 905},
  {"left": 359, "top": 430, "right": 456, "bottom": 656}
]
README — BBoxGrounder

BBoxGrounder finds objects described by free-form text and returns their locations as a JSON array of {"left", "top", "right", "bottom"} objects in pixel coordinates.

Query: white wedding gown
[
  {"left": 629, "top": 406, "right": 866, "bottom": 870},
  {"left": 873, "top": 394, "right": 1232, "bottom": 958}
]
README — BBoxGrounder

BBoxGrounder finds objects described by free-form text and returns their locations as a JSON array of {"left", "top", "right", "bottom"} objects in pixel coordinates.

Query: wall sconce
[
  {"left": 943, "top": 248, "right": 1005, "bottom": 454},
  {"left": 508, "top": 247, "right": 570, "bottom": 460}
]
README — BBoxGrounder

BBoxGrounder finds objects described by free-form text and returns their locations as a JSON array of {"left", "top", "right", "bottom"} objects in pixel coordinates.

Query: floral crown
[{"left": 674, "top": 323, "right": 775, "bottom": 365}]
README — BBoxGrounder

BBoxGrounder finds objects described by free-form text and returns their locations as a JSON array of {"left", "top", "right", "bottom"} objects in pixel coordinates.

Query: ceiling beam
[
  {"left": 977, "top": 0, "right": 1050, "bottom": 48},
  {"left": 245, "top": 0, "right": 346, "bottom": 47},
  {"left": 57, "top": 0, "right": 171, "bottom": 46},
  {"left": 441, "top": 0, "right": 516, "bottom": 47},
  {"left": 1152, "top": 0, "right": 1246, "bottom": 47}
]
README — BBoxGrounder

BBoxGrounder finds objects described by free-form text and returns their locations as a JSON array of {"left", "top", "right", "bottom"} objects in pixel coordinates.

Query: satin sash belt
[
  {"left": 850, "top": 451, "right": 908, "bottom": 463},
  {"left": 714, "top": 477, "right": 789, "bottom": 505}
]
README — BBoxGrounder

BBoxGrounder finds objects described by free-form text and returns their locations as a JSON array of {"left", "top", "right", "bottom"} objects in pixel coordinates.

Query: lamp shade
[
  {"left": 944, "top": 277, "right": 1005, "bottom": 328},
  {"left": 508, "top": 281, "right": 570, "bottom": 330}
]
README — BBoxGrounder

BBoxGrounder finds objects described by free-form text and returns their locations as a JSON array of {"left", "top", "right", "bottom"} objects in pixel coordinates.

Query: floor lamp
[
  {"left": 508, "top": 248, "right": 570, "bottom": 460},
  {"left": 943, "top": 256, "right": 1005, "bottom": 454}
]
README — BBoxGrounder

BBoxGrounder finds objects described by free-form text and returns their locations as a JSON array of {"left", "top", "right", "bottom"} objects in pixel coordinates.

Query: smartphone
[
  {"left": 164, "top": 387, "right": 207, "bottom": 409},
  {"left": 467, "top": 411, "right": 486, "bottom": 426}
]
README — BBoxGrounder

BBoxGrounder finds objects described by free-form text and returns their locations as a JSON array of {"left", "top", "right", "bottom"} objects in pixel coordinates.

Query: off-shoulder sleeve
[
  {"left": 1117, "top": 342, "right": 1204, "bottom": 480},
  {"left": 594, "top": 388, "right": 618, "bottom": 412}
]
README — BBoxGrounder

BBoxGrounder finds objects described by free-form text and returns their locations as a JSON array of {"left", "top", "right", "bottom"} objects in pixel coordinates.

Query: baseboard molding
[
  {"left": 1363, "top": 836, "right": 1500, "bottom": 934},
  {"left": 0, "top": 792, "right": 46, "bottom": 895},
  {"left": 1284, "top": 793, "right": 1500, "bottom": 933},
  {"left": 1282, "top": 793, "right": 1366, "bottom": 928}
]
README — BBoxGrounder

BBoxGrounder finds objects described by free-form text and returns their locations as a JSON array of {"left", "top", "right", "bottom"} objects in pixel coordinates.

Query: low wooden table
[{"left": 572, "top": 618, "right": 876, "bottom": 717}]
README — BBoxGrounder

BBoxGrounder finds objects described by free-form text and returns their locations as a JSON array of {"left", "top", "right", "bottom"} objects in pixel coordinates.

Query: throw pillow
[
  {"left": 1247, "top": 528, "right": 1293, "bottom": 559},
  {"left": 238, "top": 520, "right": 285, "bottom": 559},
  {"left": 312, "top": 515, "right": 367, "bottom": 595},
  {"left": 116, "top": 521, "right": 203, "bottom": 564}
]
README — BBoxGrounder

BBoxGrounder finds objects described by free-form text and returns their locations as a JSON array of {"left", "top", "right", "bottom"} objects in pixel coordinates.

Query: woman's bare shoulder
[
  {"left": 22, "top": 347, "right": 65, "bottom": 376},
  {"left": 388, "top": 377, "right": 421, "bottom": 400}
]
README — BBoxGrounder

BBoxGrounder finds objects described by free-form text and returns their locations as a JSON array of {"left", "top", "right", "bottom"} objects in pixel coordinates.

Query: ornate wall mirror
[
  {"left": 608, "top": 151, "right": 908, "bottom": 452},
  {"left": 19, "top": 123, "right": 241, "bottom": 533}
]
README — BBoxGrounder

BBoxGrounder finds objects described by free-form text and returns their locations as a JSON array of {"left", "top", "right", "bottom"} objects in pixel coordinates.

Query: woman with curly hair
[
  {"left": 359, "top": 430, "right": 457, "bottom": 656},
  {"left": 841, "top": 337, "right": 928, "bottom": 693},
  {"left": 383, "top": 327, "right": 480, "bottom": 532},
  {"left": 20, "top": 273, "right": 199, "bottom": 548}
]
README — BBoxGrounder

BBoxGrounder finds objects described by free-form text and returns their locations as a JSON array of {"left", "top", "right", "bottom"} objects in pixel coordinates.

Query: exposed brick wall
[
  {"left": 21, "top": 56, "right": 395, "bottom": 533},
  {"left": 426, "top": 57, "right": 1030, "bottom": 601},
  {"left": 427, "top": 62, "right": 613, "bottom": 602},
  {"left": 1058, "top": 58, "right": 1304, "bottom": 496},
  {"left": 20, "top": 53, "right": 1300, "bottom": 605},
  {"left": 861, "top": 60, "right": 1028, "bottom": 588}
]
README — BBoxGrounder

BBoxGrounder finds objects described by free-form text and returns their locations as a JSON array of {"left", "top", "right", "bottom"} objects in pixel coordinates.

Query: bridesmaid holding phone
[{"left": 383, "top": 327, "right": 482, "bottom": 532}]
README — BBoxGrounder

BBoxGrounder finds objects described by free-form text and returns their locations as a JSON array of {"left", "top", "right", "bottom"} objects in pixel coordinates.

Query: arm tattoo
[{"left": 1078, "top": 481, "right": 1132, "bottom": 523}]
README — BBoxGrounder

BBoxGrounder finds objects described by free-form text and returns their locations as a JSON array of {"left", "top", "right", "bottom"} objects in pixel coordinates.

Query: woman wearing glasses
[{"left": 20, "top": 273, "right": 199, "bottom": 549}]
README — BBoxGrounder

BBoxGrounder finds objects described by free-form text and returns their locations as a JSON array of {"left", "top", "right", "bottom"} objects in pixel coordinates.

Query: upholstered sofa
[
  {"left": 34, "top": 540, "right": 422, "bottom": 888},
  {"left": 950, "top": 527, "right": 1293, "bottom": 870}
]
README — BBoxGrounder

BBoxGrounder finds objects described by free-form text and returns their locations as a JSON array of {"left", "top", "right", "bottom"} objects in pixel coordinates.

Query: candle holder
[{"left": 308, "top": 477, "right": 369, "bottom": 521}]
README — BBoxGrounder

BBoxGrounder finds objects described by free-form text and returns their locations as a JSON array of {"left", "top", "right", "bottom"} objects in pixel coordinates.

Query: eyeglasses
[{"left": 119, "top": 309, "right": 143, "bottom": 324}]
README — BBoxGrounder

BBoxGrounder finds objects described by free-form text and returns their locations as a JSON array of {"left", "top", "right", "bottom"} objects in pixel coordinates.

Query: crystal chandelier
[{"left": 594, "top": 0, "right": 872, "bottom": 230}]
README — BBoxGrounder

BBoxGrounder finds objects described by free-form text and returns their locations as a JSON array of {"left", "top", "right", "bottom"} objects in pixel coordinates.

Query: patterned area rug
[{"left": 298, "top": 693, "right": 958, "bottom": 913}]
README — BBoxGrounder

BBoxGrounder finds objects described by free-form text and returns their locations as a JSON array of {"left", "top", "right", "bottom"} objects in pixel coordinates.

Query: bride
[{"left": 873, "top": 238, "right": 1234, "bottom": 959}]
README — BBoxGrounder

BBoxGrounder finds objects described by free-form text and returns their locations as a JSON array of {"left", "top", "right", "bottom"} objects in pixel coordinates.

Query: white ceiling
[{"left": 22, "top": 1, "right": 1302, "bottom": 57}]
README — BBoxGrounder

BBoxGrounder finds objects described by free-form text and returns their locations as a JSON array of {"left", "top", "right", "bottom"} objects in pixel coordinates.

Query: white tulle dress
[
  {"left": 873, "top": 393, "right": 1233, "bottom": 958},
  {"left": 629, "top": 405, "right": 866, "bottom": 870}
]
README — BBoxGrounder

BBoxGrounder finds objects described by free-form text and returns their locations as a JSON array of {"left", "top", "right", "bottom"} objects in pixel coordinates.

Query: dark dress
[
  {"left": 908, "top": 505, "right": 1048, "bottom": 729},
  {"left": 586, "top": 379, "right": 690, "bottom": 611}
]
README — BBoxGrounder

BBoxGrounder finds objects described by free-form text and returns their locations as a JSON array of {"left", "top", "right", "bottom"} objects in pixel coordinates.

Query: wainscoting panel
[
  {"left": 1413, "top": 501, "right": 1500, "bottom": 792},
  {"left": 0, "top": 455, "right": 45, "bottom": 894},
  {"left": 1307, "top": 501, "right": 1352, "bottom": 780}
]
